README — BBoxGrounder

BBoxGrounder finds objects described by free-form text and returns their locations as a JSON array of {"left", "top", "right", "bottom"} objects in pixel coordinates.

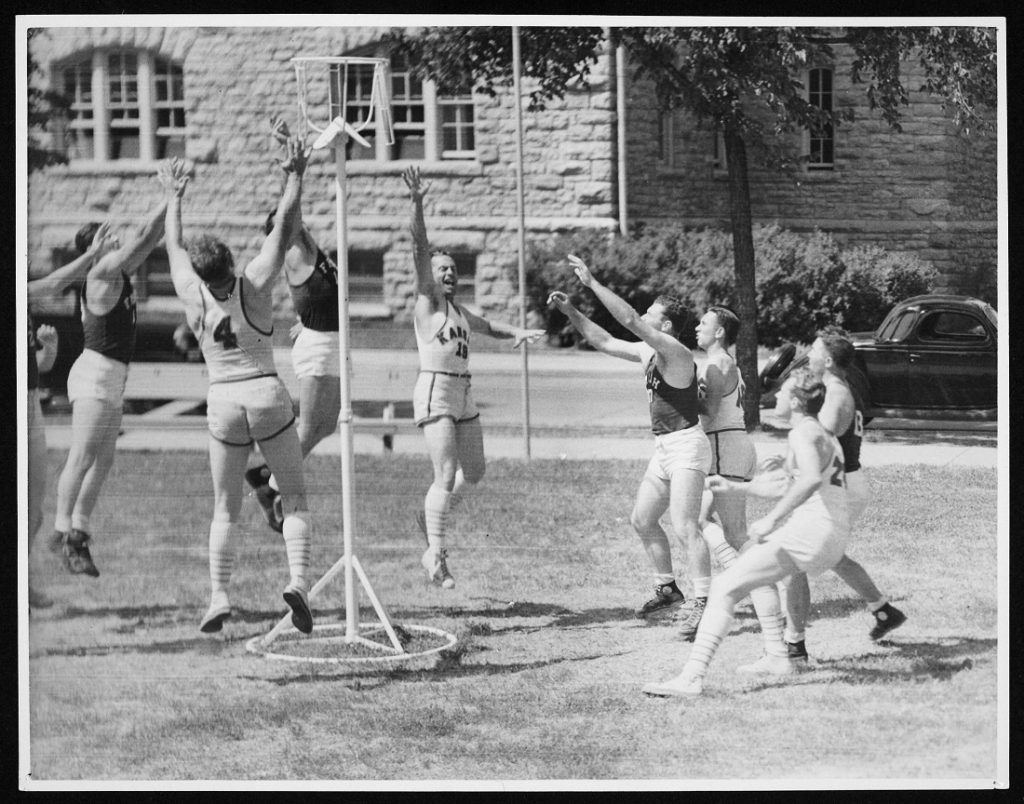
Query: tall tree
[
  {"left": 387, "top": 25, "right": 997, "bottom": 427},
  {"left": 27, "top": 28, "right": 70, "bottom": 172}
]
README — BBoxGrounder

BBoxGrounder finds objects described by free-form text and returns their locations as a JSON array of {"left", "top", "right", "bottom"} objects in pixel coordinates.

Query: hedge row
[{"left": 526, "top": 224, "right": 937, "bottom": 348}]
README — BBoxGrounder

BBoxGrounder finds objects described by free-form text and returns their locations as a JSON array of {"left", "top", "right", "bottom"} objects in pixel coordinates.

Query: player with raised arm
[
  {"left": 548, "top": 255, "right": 711, "bottom": 620},
  {"left": 643, "top": 367, "right": 848, "bottom": 697},
  {"left": 782, "top": 327, "right": 906, "bottom": 660},
  {"left": 159, "top": 143, "right": 316, "bottom": 635},
  {"left": 404, "top": 165, "right": 544, "bottom": 588},
  {"left": 40, "top": 195, "right": 168, "bottom": 577}
]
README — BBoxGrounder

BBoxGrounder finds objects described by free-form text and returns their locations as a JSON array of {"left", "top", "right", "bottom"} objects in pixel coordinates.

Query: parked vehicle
[{"left": 759, "top": 295, "right": 997, "bottom": 422}]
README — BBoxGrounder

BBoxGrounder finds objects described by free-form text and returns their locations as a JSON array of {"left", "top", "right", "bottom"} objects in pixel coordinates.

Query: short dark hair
[
  {"left": 75, "top": 222, "right": 101, "bottom": 256},
  {"left": 653, "top": 294, "right": 691, "bottom": 339},
  {"left": 187, "top": 234, "right": 235, "bottom": 284},
  {"left": 787, "top": 366, "right": 827, "bottom": 416},
  {"left": 816, "top": 325, "right": 855, "bottom": 369},
  {"left": 708, "top": 305, "right": 740, "bottom": 346}
]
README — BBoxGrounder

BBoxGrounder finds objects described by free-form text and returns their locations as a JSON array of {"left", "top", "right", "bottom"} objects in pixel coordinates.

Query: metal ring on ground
[{"left": 245, "top": 622, "right": 459, "bottom": 667}]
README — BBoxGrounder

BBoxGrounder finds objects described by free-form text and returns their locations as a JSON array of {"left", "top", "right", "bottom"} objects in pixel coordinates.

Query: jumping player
[
  {"left": 643, "top": 368, "right": 848, "bottom": 697},
  {"left": 42, "top": 193, "right": 168, "bottom": 577},
  {"left": 548, "top": 255, "right": 711, "bottom": 621},
  {"left": 782, "top": 327, "right": 906, "bottom": 659},
  {"left": 403, "top": 165, "right": 544, "bottom": 588},
  {"left": 160, "top": 144, "right": 316, "bottom": 635}
]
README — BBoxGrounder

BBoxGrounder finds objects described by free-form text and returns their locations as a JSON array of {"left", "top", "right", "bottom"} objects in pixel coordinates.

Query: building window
[
  {"left": 806, "top": 67, "right": 834, "bottom": 171},
  {"left": 658, "top": 112, "right": 674, "bottom": 167},
  {"left": 712, "top": 130, "right": 727, "bottom": 171},
  {"left": 56, "top": 49, "right": 186, "bottom": 164},
  {"left": 439, "top": 93, "right": 475, "bottom": 158},
  {"left": 345, "top": 250, "right": 385, "bottom": 303}
]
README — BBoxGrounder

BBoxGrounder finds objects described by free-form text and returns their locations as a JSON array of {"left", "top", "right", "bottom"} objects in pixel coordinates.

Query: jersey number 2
[
  {"left": 213, "top": 316, "right": 238, "bottom": 349},
  {"left": 829, "top": 455, "right": 845, "bottom": 488}
]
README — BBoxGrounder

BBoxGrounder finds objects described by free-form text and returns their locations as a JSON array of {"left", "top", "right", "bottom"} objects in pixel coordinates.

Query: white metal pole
[
  {"left": 512, "top": 26, "right": 532, "bottom": 460},
  {"left": 334, "top": 137, "right": 358, "bottom": 642}
]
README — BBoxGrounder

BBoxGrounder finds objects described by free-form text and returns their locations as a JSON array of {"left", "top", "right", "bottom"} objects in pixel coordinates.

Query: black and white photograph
[{"left": 17, "top": 14, "right": 1007, "bottom": 790}]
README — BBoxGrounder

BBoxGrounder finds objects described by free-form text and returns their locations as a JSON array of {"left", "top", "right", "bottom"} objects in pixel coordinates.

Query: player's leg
[
  {"left": 296, "top": 373, "right": 341, "bottom": 457},
  {"left": 420, "top": 417, "right": 459, "bottom": 587},
  {"left": 781, "top": 570, "right": 812, "bottom": 661},
  {"left": 671, "top": 467, "right": 712, "bottom": 638},
  {"left": 200, "top": 436, "right": 249, "bottom": 632},
  {"left": 630, "top": 462, "right": 683, "bottom": 618},
  {"left": 452, "top": 413, "right": 485, "bottom": 516},
  {"left": 27, "top": 392, "right": 53, "bottom": 607},
  {"left": 71, "top": 402, "right": 122, "bottom": 536}
]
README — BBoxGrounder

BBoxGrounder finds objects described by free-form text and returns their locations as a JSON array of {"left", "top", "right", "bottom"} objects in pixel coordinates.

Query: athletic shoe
[
  {"left": 283, "top": 584, "right": 314, "bottom": 634},
  {"left": 421, "top": 546, "right": 456, "bottom": 589},
  {"left": 786, "top": 640, "right": 810, "bottom": 667},
  {"left": 244, "top": 465, "right": 271, "bottom": 489},
  {"left": 677, "top": 596, "right": 708, "bottom": 641},
  {"left": 642, "top": 672, "right": 703, "bottom": 697},
  {"left": 413, "top": 510, "right": 428, "bottom": 544},
  {"left": 47, "top": 528, "right": 67, "bottom": 554},
  {"left": 253, "top": 484, "right": 283, "bottom": 533},
  {"left": 634, "top": 582, "right": 685, "bottom": 619},
  {"left": 869, "top": 603, "right": 907, "bottom": 641},
  {"left": 60, "top": 529, "right": 100, "bottom": 577},
  {"left": 736, "top": 653, "right": 801, "bottom": 676},
  {"left": 199, "top": 593, "right": 232, "bottom": 633}
]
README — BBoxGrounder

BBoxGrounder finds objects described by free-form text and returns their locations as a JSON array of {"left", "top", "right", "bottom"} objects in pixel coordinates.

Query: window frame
[{"left": 804, "top": 65, "right": 835, "bottom": 172}]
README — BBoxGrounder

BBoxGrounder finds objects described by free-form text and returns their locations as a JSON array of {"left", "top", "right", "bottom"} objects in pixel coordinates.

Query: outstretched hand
[
  {"left": 88, "top": 221, "right": 114, "bottom": 255},
  {"left": 157, "top": 158, "right": 189, "bottom": 198},
  {"left": 35, "top": 323, "right": 58, "bottom": 350},
  {"left": 270, "top": 114, "right": 291, "bottom": 145},
  {"left": 567, "top": 254, "right": 594, "bottom": 288},
  {"left": 402, "top": 165, "right": 430, "bottom": 201},
  {"left": 547, "top": 290, "right": 572, "bottom": 312},
  {"left": 279, "top": 136, "right": 310, "bottom": 176},
  {"left": 512, "top": 328, "right": 547, "bottom": 349}
]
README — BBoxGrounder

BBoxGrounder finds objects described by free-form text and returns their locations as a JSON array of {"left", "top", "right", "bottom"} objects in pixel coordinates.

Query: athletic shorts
[
  {"left": 646, "top": 423, "right": 712, "bottom": 481},
  {"left": 767, "top": 498, "right": 849, "bottom": 577},
  {"left": 292, "top": 326, "right": 340, "bottom": 380},
  {"left": 707, "top": 428, "right": 757, "bottom": 481},
  {"left": 206, "top": 375, "right": 296, "bottom": 446},
  {"left": 67, "top": 348, "right": 128, "bottom": 406},
  {"left": 845, "top": 469, "right": 870, "bottom": 528},
  {"left": 413, "top": 370, "right": 479, "bottom": 426}
]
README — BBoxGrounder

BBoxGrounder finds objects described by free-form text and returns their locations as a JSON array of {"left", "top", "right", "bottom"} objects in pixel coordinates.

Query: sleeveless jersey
[
  {"left": 28, "top": 313, "right": 39, "bottom": 390},
  {"left": 785, "top": 420, "right": 847, "bottom": 519},
  {"left": 640, "top": 344, "right": 700, "bottom": 436},
  {"left": 194, "top": 278, "right": 277, "bottom": 384},
  {"left": 837, "top": 381, "right": 865, "bottom": 472},
  {"left": 81, "top": 272, "right": 136, "bottom": 365},
  {"left": 414, "top": 300, "right": 471, "bottom": 375},
  {"left": 290, "top": 247, "right": 339, "bottom": 332},
  {"left": 698, "top": 361, "right": 746, "bottom": 434}
]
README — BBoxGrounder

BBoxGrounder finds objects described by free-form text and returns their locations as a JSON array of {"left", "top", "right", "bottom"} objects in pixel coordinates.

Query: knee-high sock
[
  {"left": 682, "top": 604, "right": 734, "bottom": 679},
  {"left": 702, "top": 521, "right": 739, "bottom": 569},
  {"left": 208, "top": 520, "right": 236, "bottom": 597},
  {"left": 424, "top": 485, "right": 452, "bottom": 552},
  {"left": 281, "top": 511, "right": 311, "bottom": 589},
  {"left": 749, "top": 584, "right": 789, "bottom": 657}
]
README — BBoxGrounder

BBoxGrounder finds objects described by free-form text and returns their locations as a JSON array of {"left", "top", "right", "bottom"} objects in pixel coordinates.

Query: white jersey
[
  {"left": 784, "top": 419, "right": 848, "bottom": 524},
  {"left": 698, "top": 360, "right": 747, "bottom": 434},
  {"left": 414, "top": 299, "right": 471, "bottom": 375},
  {"left": 194, "top": 278, "right": 277, "bottom": 384}
]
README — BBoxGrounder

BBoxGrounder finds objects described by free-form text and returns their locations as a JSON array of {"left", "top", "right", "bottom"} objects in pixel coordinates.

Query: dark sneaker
[
  {"left": 677, "top": 596, "right": 708, "bottom": 641},
  {"left": 61, "top": 529, "right": 99, "bottom": 577},
  {"left": 253, "top": 484, "right": 283, "bottom": 533},
  {"left": 283, "top": 584, "right": 314, "bottom": 634},
  {"left": 869, "top": 603, "right": 907, "bottom": 641},
  {"left": 786, "top": 639, "right": 810, "bottom": 666},
  {"left": 48, "top": 529, "right": 67, "bottom": 554},
  {"left": 244, "top": 465, "right": 272, "bottom": 490},
  {"left": 634, "top": 582, "right": 685, "bottom": 620},
  {"left": 413, "top": 510, "right": 428, "bottom": 544}
]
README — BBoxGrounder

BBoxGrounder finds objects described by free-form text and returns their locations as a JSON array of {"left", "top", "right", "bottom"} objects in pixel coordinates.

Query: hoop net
[{"left": 292, "top": 56, "right": 395, "bottom": 148}]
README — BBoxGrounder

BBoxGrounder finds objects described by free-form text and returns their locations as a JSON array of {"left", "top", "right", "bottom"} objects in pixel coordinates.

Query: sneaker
[
  {"left": 677, "top": 597, "right": 708, "bottom": 641},
  {"left": 634, "top": 582, "right": 685, "bottom": 619},
  {"left": 786, "top": 640, "right": 810, "bottom": 667},
  {"left": 736, "top": 653, "right": 800, "bottom": 676},
  {"left": 413, "top": 510, "right": 428, "bottom": 544},
  {"left": 642, "top": 672, "right": 703, "bottom": 697},
  {"left": 60, "top": 529, "right": 100, "bottom": 577},
  {"left": 253, "top": 484, "right": 283, "bottom": 533},
  {"left": 199, "top": 594, "right": 232, "bottom": 633},
  {"left": 244, "top": 465, "right": 271, "bottom": 489},
  {"left": 421, "top": 546, "right": 456, "bottom": 589},
  {"left": 869, "top": 603, "right": 907, "bottom": 641},
  {"left": 283, "top": 584, "right": 313, "bottom": 634}
]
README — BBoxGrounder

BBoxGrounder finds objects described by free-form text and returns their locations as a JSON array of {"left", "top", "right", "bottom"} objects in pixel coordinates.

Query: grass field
[{"left": 23, "top": 449, "right": 1002, "bottom": 787}]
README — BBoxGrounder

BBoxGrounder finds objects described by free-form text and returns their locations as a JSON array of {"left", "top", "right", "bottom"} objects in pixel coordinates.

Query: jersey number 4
[{"left": 213, "top": 316, "right": 238, "bottom": 349}]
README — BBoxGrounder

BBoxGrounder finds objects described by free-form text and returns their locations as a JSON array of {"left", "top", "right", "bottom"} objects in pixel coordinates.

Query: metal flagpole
[{"left": 512, "top": 25, "right": 532, "bottom": 459}]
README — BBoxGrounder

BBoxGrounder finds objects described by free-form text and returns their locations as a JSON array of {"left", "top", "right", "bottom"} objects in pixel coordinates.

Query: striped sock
[
  {"left": 424, "top": 485, "right": 452, "bottom": 552},
  {"left": 750, "top": 584, "right": 789, "bottom": 658},
  {"left": 208, "top": 520, "right": 236, "bottom": 597},
  {"left": 71, "top": 513, "right": 91, "bottom": 533},
  {"left": 682, "top": 603, "right": 734, "bottom": 679},
  {"left": 693, "top": 575, "right": 712, "bottom": 600},
  {"left": 281, "top": 511, "right": 311, "bottom": 589},
  {"left": 702, "top": 521, "right": 739, "bottom": 568}
]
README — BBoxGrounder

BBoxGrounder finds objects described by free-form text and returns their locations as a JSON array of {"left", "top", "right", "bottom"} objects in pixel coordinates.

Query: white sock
[
  {"left": 784, "top": 627, "right": 805, "bottom": 645},
  {"left": 208, "top": 520, "right": 236, "bottom": 597},
  {"left": 282, "top": 510, "right": 311, "bottom": 589},
  {"left": 693, "top": 576, "right": 712, "bottom": 600},
  {"left": 702, "top": 521, "right": 739, "bottom": 569},
  {"left": 71, "top": 513, "right": 91, "bottom": 533},
  {"left": 424, "top": 485, "right": 452, "bottom": 552},
  {"left": 268, "top": 475, "right": 280, "bottom": 493},
  {"left": 868, "top": 597, "right": 889, "bottom": 613},
  {"left": 682, "top": 604, "right": 734, "bottom": 679},
  {"left": 54, "top": 513, "right": 72, "bottom": 533},
  {"left": 750, "top": 584, "right": 789, "bottom": 657},
  {"left": 654, "top": 573, "right": 675, "bottom": 587}
]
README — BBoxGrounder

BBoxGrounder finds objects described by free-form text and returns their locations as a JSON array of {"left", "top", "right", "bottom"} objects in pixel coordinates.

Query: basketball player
[
  {"left": 548, "top": 255, "right": 711, "bottom": 621},
  {"left": 643, "top": 368, "right": 848, "bottom": 697},
  {"left": 403, "top": 166, "right": 545, "bottom": 588},
  {"left": 159, "top": 143, "right": 316, "bottom": 635},
  {"left": 43, "top": 193, "right": 169, "bottom": 577},
  {"left": 782, "top": 327, "right": 906, "bottom": 659}
]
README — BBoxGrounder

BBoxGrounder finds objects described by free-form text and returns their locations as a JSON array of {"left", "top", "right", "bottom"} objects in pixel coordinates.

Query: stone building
[{"left": 26, "top": 24, "right": 997, "bottom": 336}]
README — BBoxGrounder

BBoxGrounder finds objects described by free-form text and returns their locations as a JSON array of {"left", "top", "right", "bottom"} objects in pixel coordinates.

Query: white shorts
[
  {"left": 292, "top": 326, "right": 340, "bottom": 380},
  {"left": 767, "top": 498, "right": 849, "bottom": 577},
  {"left": 707, "top": 428, "right": 757, "bottom": 481},
  {"left": 646, "top": 424, "right": 712, "bottom": 482},
  {"left": 67, "top": 348, "right": 128, "bottom": 406},
  {"left": 206, "top": 376, "right": 296, "bottom": 446},
  {"left": 845, "top": 469, "right": 870, "bottom": 527},
  {"left": 414, "top": 371, "right": 479, "bottom": 426}
]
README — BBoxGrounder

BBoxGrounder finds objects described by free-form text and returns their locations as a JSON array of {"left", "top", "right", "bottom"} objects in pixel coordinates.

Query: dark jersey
[
  {"left": 837, "top": 381, "right": 864, "bottom": 472},
  {"left": 28, "top": 313, "right": 39, "bottom": 391},
  {"left": 82, "top": 272, "right": 136, "bottom": 365},
  {"left": 290, "top": 247, "right": 339, "bottom": 332},
  {"left": 644, "top": 349, "right": 700, "bottom": 436}
]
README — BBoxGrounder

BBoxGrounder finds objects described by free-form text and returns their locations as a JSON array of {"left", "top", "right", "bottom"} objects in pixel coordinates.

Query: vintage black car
[{"left": 759, "top": 294, "right": 998, "bottom": 422}]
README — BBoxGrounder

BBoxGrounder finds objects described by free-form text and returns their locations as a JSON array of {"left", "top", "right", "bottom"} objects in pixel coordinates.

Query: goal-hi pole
[{"left": 512, "top": 25, "right": 532, "bottom": 460}]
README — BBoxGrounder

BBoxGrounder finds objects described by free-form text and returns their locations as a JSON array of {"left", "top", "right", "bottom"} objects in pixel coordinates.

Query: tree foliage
[{"left": 27, "top": 28, "right": 70, "bottom": 172}]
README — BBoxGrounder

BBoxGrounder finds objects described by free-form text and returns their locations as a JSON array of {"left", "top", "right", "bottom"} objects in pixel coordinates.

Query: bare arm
[
  {"left": 747, "top": 425, "right": 824, "bottom": 540},
  {"left": 245, "top": 137, "right": 308, "bottom": 293},
  {"left": 462, "top": 307, "right": 546, "bottom": 350},
  {"left": 34, "top": 324, "right": 59, "bottom": 374},
  {"left": 157, "top": 159, "right": 199, "bottom": 301},
  {"left": 402, "top": 166, "right": 438, "bottom": 302},
  {"left": 89, "top": 196, "right": 169, "bottom": 282},
  {"left": 548, "top": 291, "right": 641, "bottom": 362},
  {"left": 26, "top": 222, "right": 111, "bottom": 301}
]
